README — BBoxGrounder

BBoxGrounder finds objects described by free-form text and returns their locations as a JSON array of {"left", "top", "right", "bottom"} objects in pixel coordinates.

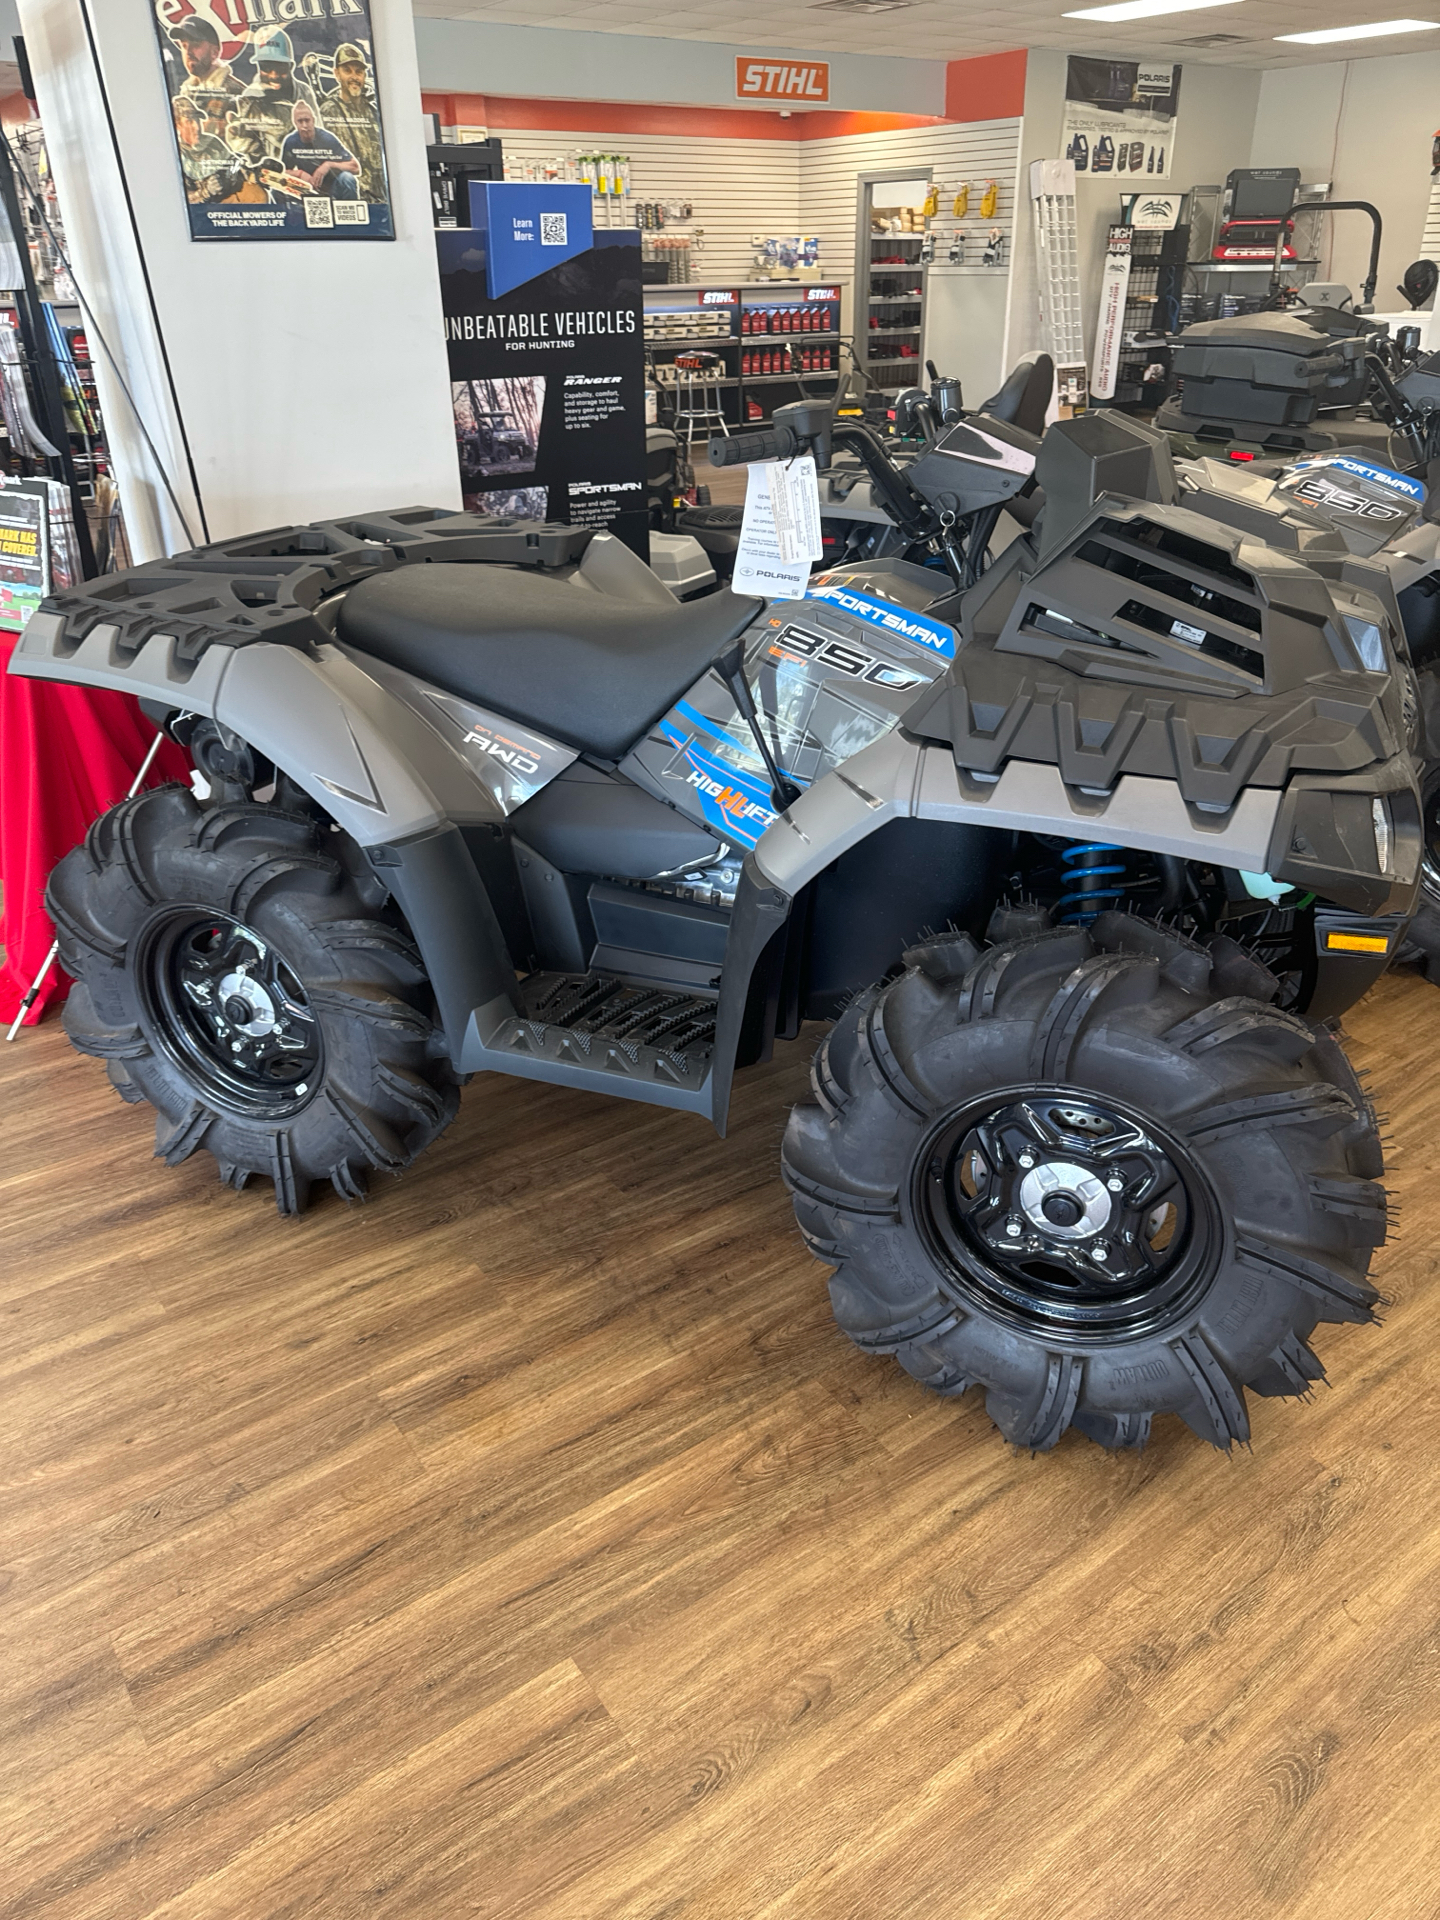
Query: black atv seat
[
  {"left": 336, "top": 564, "right": 761, "bottom": 761},
  {"left": 981, "top": 354, "right": 1054, "bottom": 438}
]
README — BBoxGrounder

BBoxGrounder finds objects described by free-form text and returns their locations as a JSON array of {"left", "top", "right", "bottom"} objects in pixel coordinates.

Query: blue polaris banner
[{"left": 472, "top": 182, "right": 594, "bottom": 299}]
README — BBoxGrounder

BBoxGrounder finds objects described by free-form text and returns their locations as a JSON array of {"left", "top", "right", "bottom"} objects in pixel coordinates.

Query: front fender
[{"left": 750, "top": 728, "right": 1285, "bottom": 894}]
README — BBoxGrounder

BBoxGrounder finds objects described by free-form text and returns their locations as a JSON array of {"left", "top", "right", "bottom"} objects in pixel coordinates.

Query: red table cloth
[{"left": 0, "top": 630, "right": 192, "bottom": 1026}]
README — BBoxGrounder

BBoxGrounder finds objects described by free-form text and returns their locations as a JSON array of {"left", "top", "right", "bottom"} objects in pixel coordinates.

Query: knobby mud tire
[
  {"left": 782, "top": 915, "right": 1386, "bottom": 1453},
  {"left": 1399, "top": 660, "right": 1440, "bottom": 982},
  {"left": 47, "top": 785, "right": 460, "bottom": 1215}
]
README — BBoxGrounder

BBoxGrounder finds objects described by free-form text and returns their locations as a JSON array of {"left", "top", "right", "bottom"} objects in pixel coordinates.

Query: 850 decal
[{"left": 772, "top": 624, "right": 923, "bottom": 691}]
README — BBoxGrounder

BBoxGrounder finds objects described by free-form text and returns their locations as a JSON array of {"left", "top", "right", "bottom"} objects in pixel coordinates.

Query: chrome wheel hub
[
  {"left": 217, "top": 969, "right": 279, "bottom": 1038},
  {"left": 1017, "top": 1160, "right": 1112, "bottom": 1240}
]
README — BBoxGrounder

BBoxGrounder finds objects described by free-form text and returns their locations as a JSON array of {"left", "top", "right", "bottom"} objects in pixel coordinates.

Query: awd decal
[
  {"left": 463, "top": 729, "right": 541, "bottom": 777},
  {"left": 420, "top": 687, "right": 577, "bottom": 811},
  {"left": 804, "top": 583, "right": 956, "bottom": 658}
]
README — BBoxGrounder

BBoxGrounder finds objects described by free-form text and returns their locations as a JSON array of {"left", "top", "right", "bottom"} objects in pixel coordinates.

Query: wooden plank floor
[{"left": 3, "top": 971, "right": 1440, "bottom": 1919}]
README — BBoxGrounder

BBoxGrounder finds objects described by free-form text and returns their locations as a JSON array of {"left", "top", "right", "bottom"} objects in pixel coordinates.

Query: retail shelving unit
[
  {"left": 643, "top": 281, "right": 842, "bottom": 427},
  {"left": 853, "top": 168, "right": 931, "bottom": 395},
  {"left": 1181, "top": 183, "right": 1325, "bottom": 314},
  {"left": 1110, "top": 219, "right": 1190, "bottom": 410}
]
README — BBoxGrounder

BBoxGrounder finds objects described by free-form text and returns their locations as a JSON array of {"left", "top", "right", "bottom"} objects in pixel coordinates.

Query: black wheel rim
[
  {"left": 137, "top": 907, "right": 321, "bottom": 1119},
  {"left": 913, "top": 1086, "right": 1221, "bottom": 1338}
]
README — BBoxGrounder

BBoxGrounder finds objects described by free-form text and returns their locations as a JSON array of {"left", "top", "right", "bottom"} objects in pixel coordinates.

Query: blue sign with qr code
[{"left": 470, "top": 182, "right": 594, "bottom": 298}]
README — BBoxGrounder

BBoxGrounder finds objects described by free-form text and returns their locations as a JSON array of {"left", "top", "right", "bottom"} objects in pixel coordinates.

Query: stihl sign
[{"left": 736, "top": 59, "right": 830, "bottom": 103}]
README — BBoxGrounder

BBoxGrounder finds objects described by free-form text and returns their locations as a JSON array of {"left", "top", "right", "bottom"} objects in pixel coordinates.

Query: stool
[{"left": 672, "top": 351, "right": 729, "bottom": 447}]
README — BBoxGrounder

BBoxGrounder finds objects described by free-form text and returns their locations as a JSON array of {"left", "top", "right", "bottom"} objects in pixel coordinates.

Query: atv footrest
[
  {"left": 460, "top": 972, "right": 718, "bottom": 1113},
  {"left": 521, "top": 973, "right": 718, "bottom": 1061}
]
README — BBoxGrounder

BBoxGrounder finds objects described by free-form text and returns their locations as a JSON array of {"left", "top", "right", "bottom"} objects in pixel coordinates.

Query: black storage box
[{"left": 1167, "top": 311, "right": 1369, "bottom": 429}]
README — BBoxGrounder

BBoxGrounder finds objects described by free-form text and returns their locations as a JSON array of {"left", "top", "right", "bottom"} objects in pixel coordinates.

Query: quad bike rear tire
[
  {"left": 782, "top": 914, "right": 1386, "bottom": 1452},
  {"left": 47, "top": 785, "right": 460, "bottom": 1214}
]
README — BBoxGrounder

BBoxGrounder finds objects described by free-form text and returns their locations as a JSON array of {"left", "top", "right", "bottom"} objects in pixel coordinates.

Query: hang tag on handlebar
[
  {"left": 768, "top": 453, "right": 824, "bottom": 566},
  {"left": 733, "top": 456, "right": 822, "bottom": 599}
]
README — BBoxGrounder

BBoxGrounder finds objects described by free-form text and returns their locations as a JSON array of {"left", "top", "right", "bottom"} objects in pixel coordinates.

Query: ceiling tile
[{"left": 414, "top": 0, "right": 1440, "bottom": 67}]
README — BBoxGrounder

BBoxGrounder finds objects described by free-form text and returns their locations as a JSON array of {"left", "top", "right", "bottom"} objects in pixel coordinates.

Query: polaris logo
[{"left": 805, "top": 583, "right": 956, "bottom": 658}]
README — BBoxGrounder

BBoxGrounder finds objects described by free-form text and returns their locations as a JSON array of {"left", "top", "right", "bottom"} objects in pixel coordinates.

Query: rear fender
[
  {"left": 11, "top": 613, "right": 522, "bottom": 1059},
  {"left": 11, "top": 611, "right": 496, "bottom": 846}
]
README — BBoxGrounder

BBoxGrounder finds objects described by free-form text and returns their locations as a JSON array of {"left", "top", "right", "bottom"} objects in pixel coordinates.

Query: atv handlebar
[{"left": 707, "top": 426, "right": 801, "bottom": 467}]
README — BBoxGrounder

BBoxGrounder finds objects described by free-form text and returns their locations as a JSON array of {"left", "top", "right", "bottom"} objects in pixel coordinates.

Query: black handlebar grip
[{"left": 707, "top": 426, "right": 799, "bottom": 467}]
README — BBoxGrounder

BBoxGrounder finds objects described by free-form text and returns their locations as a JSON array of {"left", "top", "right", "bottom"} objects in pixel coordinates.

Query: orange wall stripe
[
  {"left": 944, "top": 51, "right": 1027, "bottom": 123},
  {"left": 423, "top": 69, "right": 1024, "bottom": 142}
]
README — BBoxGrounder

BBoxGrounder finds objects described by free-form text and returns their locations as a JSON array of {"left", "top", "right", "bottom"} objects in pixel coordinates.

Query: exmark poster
[
  {"left": 1062, "top": 58, "right": 1182, "bottom": 183},
  {"left": 439, "top": 183, "right": 648, "bottom": 557},
  {"left": 151, "top": 3, "right": 394, "bottom": 241}
]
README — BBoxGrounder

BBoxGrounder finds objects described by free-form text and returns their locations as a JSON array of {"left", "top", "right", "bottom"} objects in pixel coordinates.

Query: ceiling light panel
[
  {"left": 1274, "top": 14, "right": 1439, "bottom": 37},
  {"left": 1063, "top": 0, "right": 1245, "bottom": 21}
]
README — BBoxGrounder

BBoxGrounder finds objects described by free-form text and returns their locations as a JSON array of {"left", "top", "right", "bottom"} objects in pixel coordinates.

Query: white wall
[
  {"left": 414, "top": 19, "right": 945, "bottom": 118},
  {"left": 18, "top": 0, "right": 459, "bottom": 559},
  {"left": 1252, "top": 54, "right": 1437, "bottom": 306},
  {"left": 1008, "top": 50, "right": 1262, "bottom": 370}
]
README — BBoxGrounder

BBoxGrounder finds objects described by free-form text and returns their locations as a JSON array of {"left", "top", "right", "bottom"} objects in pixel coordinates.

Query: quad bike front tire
[
  {"left": 782, "top": 914, "right": 1386, "bottom": 1452},
  {"left": 1397, "top": 655, "right": 1440, "bottom": 981},
  {"left": 47, "top": 785, "right": 460, "bottom": 1214}
]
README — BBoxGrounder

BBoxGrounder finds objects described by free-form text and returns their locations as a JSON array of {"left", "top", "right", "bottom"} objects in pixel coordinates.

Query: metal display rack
[
  {"left": 643, "top": 282, "right": 842, "bottom": 428},
  {"left": 1031, "top": 166, "right": 1087, "bottom": 410},
  {"left": 1110, "top": 220, "right": 1190, "bottom": 409},
  {"left": 854, "top": 168, "right": 931, "bottom": 394}
]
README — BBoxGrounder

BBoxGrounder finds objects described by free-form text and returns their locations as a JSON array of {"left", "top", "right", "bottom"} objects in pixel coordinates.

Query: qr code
[
  {"left": 303, "top": 196, "right": 334, "bottom": 228},
  {"left": 540, "top": 211, "right": 568, "bottom": 247}
]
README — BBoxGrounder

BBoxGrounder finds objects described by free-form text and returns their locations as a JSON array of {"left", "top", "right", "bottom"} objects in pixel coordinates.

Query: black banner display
[
  {"left": 438, "top": 209, "right": 647, "bottom": 558},
  {"left": 152, "top": 3, "right": 394, "bottom": 241}
]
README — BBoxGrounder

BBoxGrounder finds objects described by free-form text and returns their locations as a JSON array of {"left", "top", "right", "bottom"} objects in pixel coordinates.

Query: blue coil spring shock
[{"left": 1057, "top": 842, "right": 1129, "bottom": 924}]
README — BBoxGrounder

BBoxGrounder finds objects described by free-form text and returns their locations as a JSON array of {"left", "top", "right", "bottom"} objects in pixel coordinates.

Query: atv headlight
[
  {"left": 1373, "top": 796, "right": 1393, "bottom": 877},
  {"left": 1267, "top": 763, "right": 1421, "bottom": 916},
  {"left": 1344, "top": 615, "right": 1386, "bottom": 672}
]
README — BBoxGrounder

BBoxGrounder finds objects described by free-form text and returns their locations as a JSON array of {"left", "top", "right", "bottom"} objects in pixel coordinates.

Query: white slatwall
[
  {"left": 493, "top": 116, "right": 1023, "bottom": 299},
  {"left": 1421, "top": 178, "right": 1440, "bottom": 264},
  {"left": 497, "top": 128, "right": 802, "bottom": 283},
  {"left": 798, "top": 119, "right": 1022, "bottom": 289},
  {"left": 801, "top": 118, "right": 1023, "bottom": 401}
]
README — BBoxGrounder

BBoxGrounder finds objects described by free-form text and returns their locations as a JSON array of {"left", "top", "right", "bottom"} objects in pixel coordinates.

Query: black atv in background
[{"left": 9, "top": 402, "right": 1419, "bottom": 1456}]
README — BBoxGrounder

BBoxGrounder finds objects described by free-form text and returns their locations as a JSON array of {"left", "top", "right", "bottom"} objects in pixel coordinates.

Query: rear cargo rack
[{"left": 37, "top": 510, "right": 594, "bottom": 665}]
